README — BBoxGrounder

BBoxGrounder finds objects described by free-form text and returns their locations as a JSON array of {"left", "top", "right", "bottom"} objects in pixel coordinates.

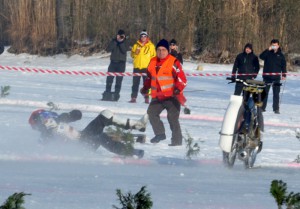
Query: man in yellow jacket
[{"left": 129, "top": 30, "right": 156, "bottom": 103}]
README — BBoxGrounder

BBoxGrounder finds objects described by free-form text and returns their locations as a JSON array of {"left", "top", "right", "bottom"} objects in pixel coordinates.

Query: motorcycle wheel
[
  {"left": 223, "top": 133, "right": 239, "bottom": 168},
  {"left": 244, "top": 146, "right": 259, "bottom": 168},
  {"left": 222, "top": 106, "right": 244, "bottom": 168}
]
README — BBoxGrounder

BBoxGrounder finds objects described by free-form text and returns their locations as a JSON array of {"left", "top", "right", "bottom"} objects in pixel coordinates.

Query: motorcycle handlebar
[{"left": 226, "top": 77, "right": 266, "bottom": 87}]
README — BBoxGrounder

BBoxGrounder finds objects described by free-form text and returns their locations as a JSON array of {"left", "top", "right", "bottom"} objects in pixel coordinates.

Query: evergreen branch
[
  {"left": 1, "top": 86, "right": 10, "bottom": 98},
  {"left": 270, "top": 180, "right": 287, "bottom": 208},
  {"left": 0, "top": 192, "right": 31, "bottom": 209},
  {"left": 112, "top": 186, "right": 153, "bottom": 209}
]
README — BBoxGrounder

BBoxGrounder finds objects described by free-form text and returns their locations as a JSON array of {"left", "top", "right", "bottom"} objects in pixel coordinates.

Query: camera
[{"left": 120, "top": 35, "right": 125, "bottom": 39}]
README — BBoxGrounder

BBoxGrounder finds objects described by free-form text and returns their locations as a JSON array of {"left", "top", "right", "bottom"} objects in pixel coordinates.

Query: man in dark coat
[
  {"left": 28, "top": 109, "right": 147, "bottom": 158},
  {"left": 103, "top": 29, "right": 129, "bottom": 101},
  {"left": 259, "top": 39, "right": 287, "bottom": 114},
  {"left": 0, "top": 42, "right": 4, "bottom": 55},
  {"left": 169, "top": 39, "right": 183, "bottom": 64},
  {"left": 231, "top": 43, "right": 260, "bottom": 95}
]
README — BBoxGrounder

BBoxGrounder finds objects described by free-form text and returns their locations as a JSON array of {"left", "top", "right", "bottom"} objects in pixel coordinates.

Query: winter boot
[
  {"left": 128, "top": 114, "right": 148, "bottom": 132},
  {"left": 129, "top": 97, "right": 137, "bottom": 103},
  {"left": 150, "top": 134, "right": 166, "bottom": 143},
  {"left": 133, "top": 149, "right": 144, "bottom": 159},
  {"left": 112, "top": 114, "right": 148, "bottom": 132}
]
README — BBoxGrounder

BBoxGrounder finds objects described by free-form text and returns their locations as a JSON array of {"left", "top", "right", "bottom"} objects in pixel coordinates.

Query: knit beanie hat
[
  {"left": 170, "top": 39, "right": 177, "bottom": 45},
  {"left": 117, "top": 29, "right": 125, "bottom": 35},
  {"left": 140, "top": 30, "right": 148, "bottom": 36},
  {"left": 156, "top": 39, "right": 169, "bottom": 51}
]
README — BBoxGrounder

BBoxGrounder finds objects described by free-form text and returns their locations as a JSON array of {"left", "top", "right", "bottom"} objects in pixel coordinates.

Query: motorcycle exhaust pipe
[{"left": 239, "top": 151, "right": 248, "bottom": 160}]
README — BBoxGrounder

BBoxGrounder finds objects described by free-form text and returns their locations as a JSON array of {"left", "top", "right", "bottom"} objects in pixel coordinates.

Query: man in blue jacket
[{"left": 259, "top": 39, "right": 287, "bottom": 114}]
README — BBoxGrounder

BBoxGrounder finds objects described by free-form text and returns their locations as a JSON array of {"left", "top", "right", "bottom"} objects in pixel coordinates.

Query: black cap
[{"left": 156, "top": 39, "right": 169, "bottom": 51}]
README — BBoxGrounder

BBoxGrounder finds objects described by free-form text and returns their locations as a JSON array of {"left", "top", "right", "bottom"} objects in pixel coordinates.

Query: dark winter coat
[
  {"left": 106, "top": 38, "right": 128, "bottom": 62},
  {"left": 170, "top": 49, "right": 183, "bottom": 64},
  {"left": 259, "top": 48, "right": 287, "bottom": 81},
  {"left": 232, "top": 51, "right": 260, "bottom": 80},
  {"left": 0, "top": 42, "right": 4, "bottom": 55}
]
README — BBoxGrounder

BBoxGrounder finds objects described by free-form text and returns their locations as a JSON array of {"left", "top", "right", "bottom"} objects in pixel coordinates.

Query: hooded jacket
[{"left": 232, "top": 44, "right": 260, "bottom": 80}]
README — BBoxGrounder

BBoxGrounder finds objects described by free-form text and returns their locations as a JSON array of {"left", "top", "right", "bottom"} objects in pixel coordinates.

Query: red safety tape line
[{"left": 0, "top": 65, "right": 299, "bottom": 77}]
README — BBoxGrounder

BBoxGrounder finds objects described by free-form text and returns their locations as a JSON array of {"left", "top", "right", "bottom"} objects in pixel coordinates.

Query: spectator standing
[
  {"left": 140, "top": 39, "right": 187, "bottom": 146},
  {"left": 0, "top": 41, "right": 4, "bottom": 55},
  {"left": 129, "top": 30, "right": 156, "bottom": 103},
  {"left": 231, "top": 43, "right": 260, "bottom": 95},
  {"left": 102, "top": 29, "right": 129, "bottom": 101},
  {"left": 259, "top": 39, "right": 287, "bottom": 114},
  {"left": 169, "top": 39, "right": 183, "bottom": 64}
]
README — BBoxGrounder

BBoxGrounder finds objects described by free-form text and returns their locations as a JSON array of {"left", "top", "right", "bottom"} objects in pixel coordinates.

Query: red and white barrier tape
[{"left": 0, "top": 65, "right": 299, "bottom": 77}]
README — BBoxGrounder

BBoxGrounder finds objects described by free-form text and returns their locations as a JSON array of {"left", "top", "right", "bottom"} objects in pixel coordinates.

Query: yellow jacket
[{"left": 131, "top": 39, "right": 156, "bottom": 69}]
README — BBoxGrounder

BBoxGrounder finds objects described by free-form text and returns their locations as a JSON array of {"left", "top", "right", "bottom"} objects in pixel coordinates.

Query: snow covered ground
[{"left": 0, "top": 47, "right": 300, "bottom": 209}]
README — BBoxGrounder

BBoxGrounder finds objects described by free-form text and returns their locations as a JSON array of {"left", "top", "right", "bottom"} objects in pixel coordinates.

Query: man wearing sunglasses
[{"left": 129, "top": 30, "right": 156, "bottom": 104}]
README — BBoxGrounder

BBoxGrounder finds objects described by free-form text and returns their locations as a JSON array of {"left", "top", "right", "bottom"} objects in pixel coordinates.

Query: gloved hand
[
  {"left": 140, "top": 87, "right": 148, "bottom": 95},
  {"left": 173, "top": 88, "right": 180, "bottom": 95},
  {"left": 231, "top": 76, "right": 236, "bottom": 82}
]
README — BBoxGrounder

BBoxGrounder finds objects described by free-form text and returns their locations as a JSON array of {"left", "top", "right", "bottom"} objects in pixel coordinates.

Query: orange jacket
[{"left": 146, "top": 55, "right": 187, "bottom": 104}]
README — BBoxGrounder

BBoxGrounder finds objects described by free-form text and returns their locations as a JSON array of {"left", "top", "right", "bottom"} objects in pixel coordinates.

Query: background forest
[{"left": 0, "top": 0, "right": 300, "bottom": 64}]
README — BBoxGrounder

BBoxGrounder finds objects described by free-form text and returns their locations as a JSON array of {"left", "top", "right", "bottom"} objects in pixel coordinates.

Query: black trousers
[
  {"left": 80, "top": 114, "right": 133, "bottom": 155},
  {"left": 105, "top": 61, "right": 126, "bottom": 93},
  {"left": 262, "top": 80, "right": 281, "bottom": 111},
  {"left": 131, "top": 68, "right": 147, "bottom": 98},
  {"left": 147, "top": 97, "right": 182, "bottom": 145}
]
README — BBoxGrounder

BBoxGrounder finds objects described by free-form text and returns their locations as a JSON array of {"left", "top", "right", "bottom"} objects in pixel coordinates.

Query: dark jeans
[
  {"left": 131, "top": 68, "right": 147, "bottom": 98},
  {"left": 262, "top": 80, "right": 281, "bottom": 111},
  {"left": 147, "top": 97, "right": 182, "bottom": 145},
  {"left": 105, "top": 61, "right": 126, "bottom": 93}
]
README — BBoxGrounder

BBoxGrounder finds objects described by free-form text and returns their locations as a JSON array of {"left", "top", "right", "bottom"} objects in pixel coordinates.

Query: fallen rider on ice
[{"left": 28, "top": 109, "right": 148, "bottom": 158}]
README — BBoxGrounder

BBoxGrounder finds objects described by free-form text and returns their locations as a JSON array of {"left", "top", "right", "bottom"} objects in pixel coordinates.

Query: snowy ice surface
[{"left": 0, "top": 47, "right": 300, "bottom": 209}]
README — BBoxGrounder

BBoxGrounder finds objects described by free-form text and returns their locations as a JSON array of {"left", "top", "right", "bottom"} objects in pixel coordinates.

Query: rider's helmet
[{"left": 28, "top": 109, "right": 58, "bottom": 130}]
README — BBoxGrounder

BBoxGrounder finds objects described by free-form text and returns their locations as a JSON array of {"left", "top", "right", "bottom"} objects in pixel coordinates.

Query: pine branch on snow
[
  {"left": 0, "top": 192, "right": 31, "bottom": 209},
  {"left": 184, "top": 131, "right": 200, "bottom": 160},
  {"left": 1, "top": 85, "right": 10, "bottom": 98},
  {"left": 112, "top": 186, "right": 153, "bottom": 209}
]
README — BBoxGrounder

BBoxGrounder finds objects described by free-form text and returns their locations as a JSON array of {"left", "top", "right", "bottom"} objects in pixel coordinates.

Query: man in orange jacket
[{"left": 140, "top": 39, "right": 187, "bottom": 146}]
